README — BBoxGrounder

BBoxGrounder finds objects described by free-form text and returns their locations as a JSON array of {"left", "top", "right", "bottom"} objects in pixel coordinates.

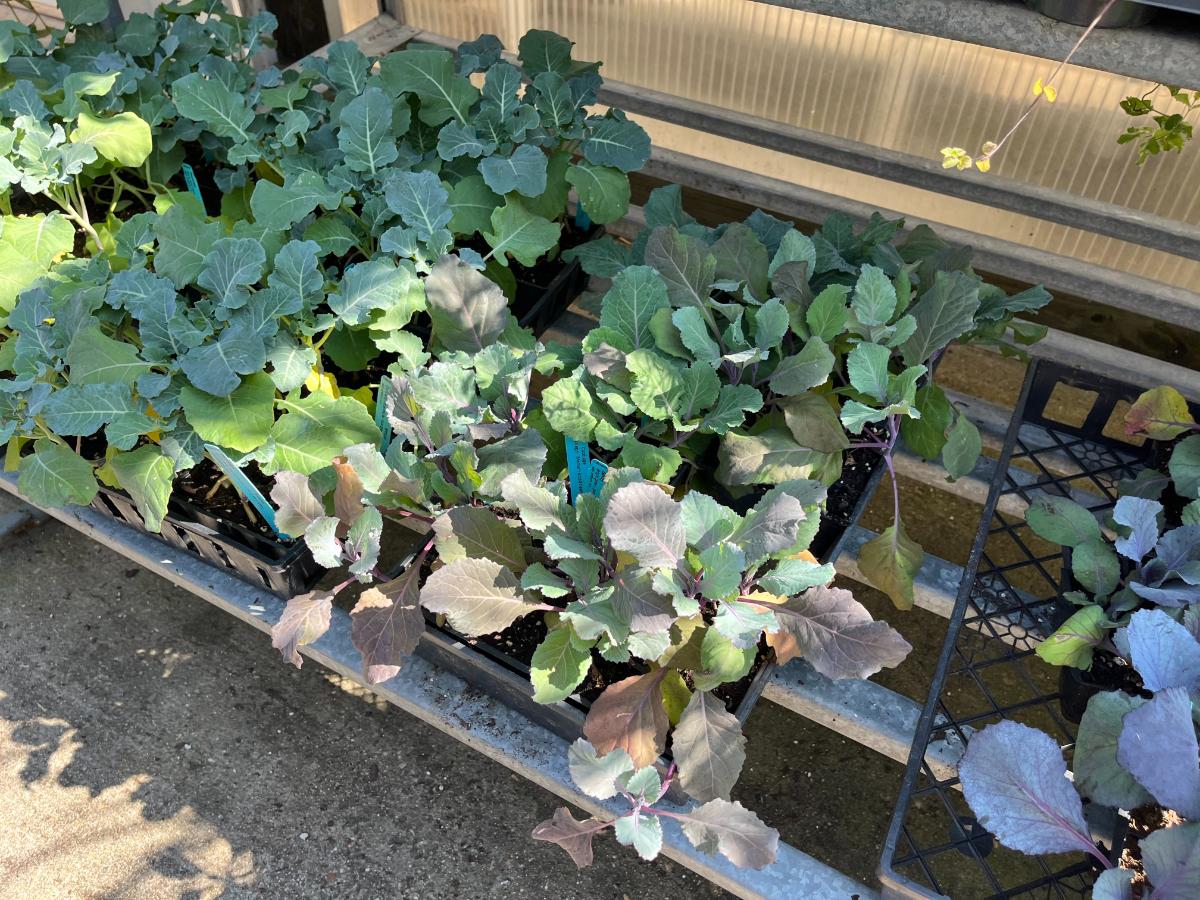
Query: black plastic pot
[
  {"left": 90, "top": 486, "right": 321, "bottom": 599},
  {"left": 1057, "top": 656, "right": 1150, "bottom": 723},
  {"left": 513, "top": 240, "right": 594, "bottom": 337}
]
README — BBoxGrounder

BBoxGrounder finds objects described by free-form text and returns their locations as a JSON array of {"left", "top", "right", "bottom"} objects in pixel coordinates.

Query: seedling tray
[
  {"left": 878, "top": 359, "right": 1195, "bottom": 898},
  {"left": 90, "top": 486, "right": 321, "bottom": 599}
]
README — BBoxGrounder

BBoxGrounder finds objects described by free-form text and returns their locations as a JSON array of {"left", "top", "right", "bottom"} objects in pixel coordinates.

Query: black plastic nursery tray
[
  {"left": 90, "top": 487, "right": 321, "bottom": 600},
  {"left": 878, "top": 359, "right": 1194, "bottom": 899}
]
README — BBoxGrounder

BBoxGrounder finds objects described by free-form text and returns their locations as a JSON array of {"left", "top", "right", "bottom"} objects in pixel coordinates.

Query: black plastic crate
[
  {"left": 90, "top": 486, "right": 321, "bottom": 599},
  {"left": 878, "top": 359, "right": 1199, "bottom": 899}
]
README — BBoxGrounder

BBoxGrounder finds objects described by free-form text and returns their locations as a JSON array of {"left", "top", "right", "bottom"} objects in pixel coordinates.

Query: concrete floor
[{"left": 0, "top": 345, "right": 1025, "bottom": 899}]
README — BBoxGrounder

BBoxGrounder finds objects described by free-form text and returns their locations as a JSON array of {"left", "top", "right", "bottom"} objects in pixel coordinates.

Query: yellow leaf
[
  {"left": 742, "top": 589, "right": 787, "bottom": 607},
  {"left": 305, "top": 368, "right": 339, "bottom": 399},
  {"left": 347, "top": 385, "right": 375, "bottom": 413},
  {"left": 981, "top": 141, "right": 998, "bottom": 155},
  {"left": 1044, "top": 84, "right": 1057, "bottom": 103},
  {"left": 941, "top": 156, "right": 959, "bottom": 169},
  {"left": 975, "top": 158, "right": 991, "bottom": 173},
  {"left": 1033, "top": 78, "right": 1044, "bottom": 97}
]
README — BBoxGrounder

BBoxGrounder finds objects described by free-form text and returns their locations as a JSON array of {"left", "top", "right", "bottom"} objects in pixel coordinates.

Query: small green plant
[{"left": 1118, "top": 84, "right": 1199, "bottom": 164}]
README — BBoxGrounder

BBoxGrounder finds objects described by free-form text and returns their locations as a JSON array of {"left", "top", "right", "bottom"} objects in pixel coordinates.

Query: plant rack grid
[{"left": 879, "top": 359, "right": 1175, "bottom": 899}]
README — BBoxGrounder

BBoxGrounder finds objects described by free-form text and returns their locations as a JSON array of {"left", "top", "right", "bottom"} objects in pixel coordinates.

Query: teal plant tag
[
  {"left": 565, "top": 437, "right": 607, "bottom": 502},
  {"left": 204, "top": 443, "right": 287, "bottom": 539},
  {"left": 181, "top": 163, "right": 206, "bottom": 212},
  {"left": 375, "top": 378, "right": 392, "bottom": 454},
  {"left": 574, "top": 201, "right": 591, "bottom": 231}
]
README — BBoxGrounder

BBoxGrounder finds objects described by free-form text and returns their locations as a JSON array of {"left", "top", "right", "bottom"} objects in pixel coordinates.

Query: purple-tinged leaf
[
  {"left": 1112, "top": 496, "right": 1163, "bottom": 561},
  {"left": 1117, "top": 687, "right": 1200, "bottom": 819},
  {"left": 1155, "top": 526, "right": 1200, "bottom": 580},
  {"left": 673, "top": 691, "right": 746, "bottom": 802},
  {"left": 678, "top": 798, "right": 779, "bottom": 870},
  {"left": 1091, "top": 867, "right": 1133, "bottom": 900},
  {"left": 731, "top": 480, "right": 819, "bottom": 563},
  {"left": 603, "top": 482, "right": 685, "bottom": 569},
  {"left": 350, "top": 565, "right": 423, "bottom": 684},
  {"left": 271, "top": 590, "right": 333, "bottom": 668},
  {"left": 419, "top": 557, "right": 542, "bottom": 636},
  {"left": 583, "top": 669, "right": 670, "bottom": 768},
  {"left": 612, "top": 570, "right": 675, "bottom": 635},
  {"left": 958, "top": 721, "right": 1095, "bottom": 857},
  {"left": 1115, "top": 609, "right": 1200, "bottom": 693},
  {"left": 1142, "top": 822, "right": 1200, "bottom": 899},
  {"left": 532, "top": 807, "right": 607, "bottom": 868},
  {"left": 766, "top": 584, "right": 912, "bottom": 679},
  {"left": 567, "top": 739, "right": 634, "bottom": 800},
  {"left": 1128, "top": 580, "right": 1200, "bottom": 608},
  {"left": 433, "top": 505, "right": 527, "bottom": 574}
]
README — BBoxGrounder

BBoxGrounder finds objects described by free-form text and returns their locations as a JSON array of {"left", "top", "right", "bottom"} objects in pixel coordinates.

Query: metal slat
[{"left": 0, "top": 473, "right": 873, "bottom": 900}]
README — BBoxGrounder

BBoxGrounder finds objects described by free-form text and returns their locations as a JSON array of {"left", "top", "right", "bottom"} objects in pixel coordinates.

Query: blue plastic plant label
[
  {"left": 204, "top": 443, "right": 287, "bottom": 539},
  {"left": 574, "top": 201, "right": 591, "bottom": 231},
  {"left": 181, "top": 163, "right": 206, "bottom": 212},
  {"left": 565, "top": 436, "right": 605, "bottom": 503}
]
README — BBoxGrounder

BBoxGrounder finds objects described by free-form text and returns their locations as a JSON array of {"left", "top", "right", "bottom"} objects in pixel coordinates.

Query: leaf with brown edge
[
  {"left": 673, "top": 690, "right": 746, "bottom": 802},
  {"left": 271, "top": 590, "right": 333, "bottom": 668},
  {"left": 350, "top": 565, "right": 424, "bottom": 684},
  {"left": 766, "top": 583, "right": 912, "bottom": 680},
  {"left": 679, "top": 798, "right": 779, "bottom": 869},
  {"left": 332, "top": 456, "right": 364, "bottom": 533},
  {"left": 532, "top": 807, "right": 608, "bottom": 868},
  {"left": 583, "top": 669, "right": 669, "bottom": 768},
  {"left": 419, "top": 557, "right": 543, "bottom": 635}
]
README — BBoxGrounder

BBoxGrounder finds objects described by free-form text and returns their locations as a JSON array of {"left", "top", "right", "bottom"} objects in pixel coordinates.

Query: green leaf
[
  {"left": 769, "top": 229, "right": 816, "bottom": 280},
  {"left": 780, "top": 393, "right": 850, "bottom": 453},
  {"left": 754, "top": 299, "right": 789, "bottom": 350},
  {"left": 850, "top": 264, "right": 897, "bottom": 326},
  {"left": 599, "top": 265, "right": 670, "bottom": 351},
  {"left": 717, "top": 428, "right": 827, "bottom": 486},
  {"left": 695, "top": 628, "right": 755, "bottom": 690},
  {"left": 18, "top": 440, "right": 97, "bottom": 507},
  {"left": 378, "top": 47, "right": 479, "bottom": 125},
  {"left": 60, "top": 0, "right": 109, "bottom": 25},
  {"left": 109, "top": 445, "right": 173, "bottom": 533},
  {"left": 901, "top": 385, "right": 953, "bottom": 460},
  {"left": 1169, "top": 435, "right": 1200, "bottom": 499},
  {"left": 617, "top": 440, "right": 683, "bottom": 483},
  {"left": 673, "top": 307, "right": 720, "bottom": 365},
  {"left": 384, "top": 169, "right": 453, "bottom": 244},
  {"left": 644, "top": 226, "right": 715, "bottom": 316},
  {"left": 250, "top": 172, "right": 343, "bottom": 232},
  {"left": 699, "top": 542, "right": 745, "bottom": 600},
  {"left": 858, "top": 521, "right": 924, "bottom": 610},
  {"left": 420, "top": 557, "right": 540, "bottom": 635},
  {"left": 180, "top": 372, "right": 275, "bottom": 454},
  {"left": 711, "top": 223, "right": 769, "bottom": 299},
  {"left": 900, "top": 271, "right": 981, "bottom": 366},
  {"left": 330, "top": 258, "right": 424, "bottom": 328},
  {"left": 531, "top": 625, "right": 593, "bottom": 703},
  {"left": 424, "top": 254, "right": 509, "bottom": 352},
  {"left": 447, "top": 175, "right": 500, "bottom": 237},
  {"left": 541, "top": 377, "right": 599, "bottom": 442},
  {"left": 326, "top": 40, "right": 371, "bottom": 94},
  {"left": 153, "top": 205, "right": 221, "bottom": 288},
  {"left": 1035, "top": 605, "right": 1106, "bottom": 668},
  {"left": 71, "top": 111, "right": 151, "bottom": 166},
  {"left": 699, "top": 384, "right": 763, "bottom": 434},
  {"left": 171, "top": 73, "right": 254, "bottom": 142},
  {"left": 566, "top": 162, "right": 630, "bottom": 226},
  {"left": 480, "top": 144, "right": 548, "bottom": 198},
  {"left": 42, "top": 383, "right": 130, "bottom": 436},
  {"left": 337, "top": 86, "right": 399, "bottom": 176},
  {"left": 534, "top": 71, "right": 576, "bottom": 127},
  {"left": 769, "top": 337, "right": 834, "bottom": 396},
  {"left": 267, "top": 394, "right": 382, "bottom": 476},
  {"left": 1071, "top": 538, "right": 1121, "bottom": 597},
  {"left": 1026, "top": 495, "right": 1101, "bottom": 548},
  {"left": 581, "top": 116, "right": 651, "bottom": 173},
  {"left": 65, "top": 327, "right": 152, "bottom": 387},
  {"left": 627, "top": 349, "right": 685, "bottom": 420},
  {"left": 433, "top": 506, "right": 527, "bottom": 573},
  {"left": 436, "top": 120, "right": 496, "bottom": 161},
  {"left": 483, "top": 198, "right": 561, "bottom": 267},
  {"left": 1, "top": 213, "right": 73, "bottom": 270},
  {"left": 846, "top": 342, "right": 890, "bottom": 403},
  {"left": 198, "top": 238, "right": 265, "bottom": 310},
  {"left": 303, "top": 215, "right": 358, "bottom": 256},
  {"left": 942, "top": 412, "right": 981, "bottom": 481},
  {"left": 519, "top": 29, "right": 576, "bottom": 77},
  {"left": 1074, "top": 692, "right": 1153, "bottom": 809},
  {"left": 180, "top": 331, "right": 266, "bottom": 397}
]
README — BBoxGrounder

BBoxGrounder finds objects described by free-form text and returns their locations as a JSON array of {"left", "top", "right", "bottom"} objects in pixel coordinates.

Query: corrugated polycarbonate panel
[{"left": 404, "top": 0, "right": 1200, "bottom": 293}]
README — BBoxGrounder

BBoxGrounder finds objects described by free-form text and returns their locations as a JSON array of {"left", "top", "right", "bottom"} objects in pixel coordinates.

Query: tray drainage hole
[
  {"left": 950, "top": 815, "right": 993, "bottom": 858},
  {"left": 254, "top": 567, "right": 272, "bottom": 588}
]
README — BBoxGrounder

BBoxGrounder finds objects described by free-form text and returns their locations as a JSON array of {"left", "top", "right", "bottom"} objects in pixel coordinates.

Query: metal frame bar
[{"left": 0, "top": 472, "right": 873, "bottom": 900}]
